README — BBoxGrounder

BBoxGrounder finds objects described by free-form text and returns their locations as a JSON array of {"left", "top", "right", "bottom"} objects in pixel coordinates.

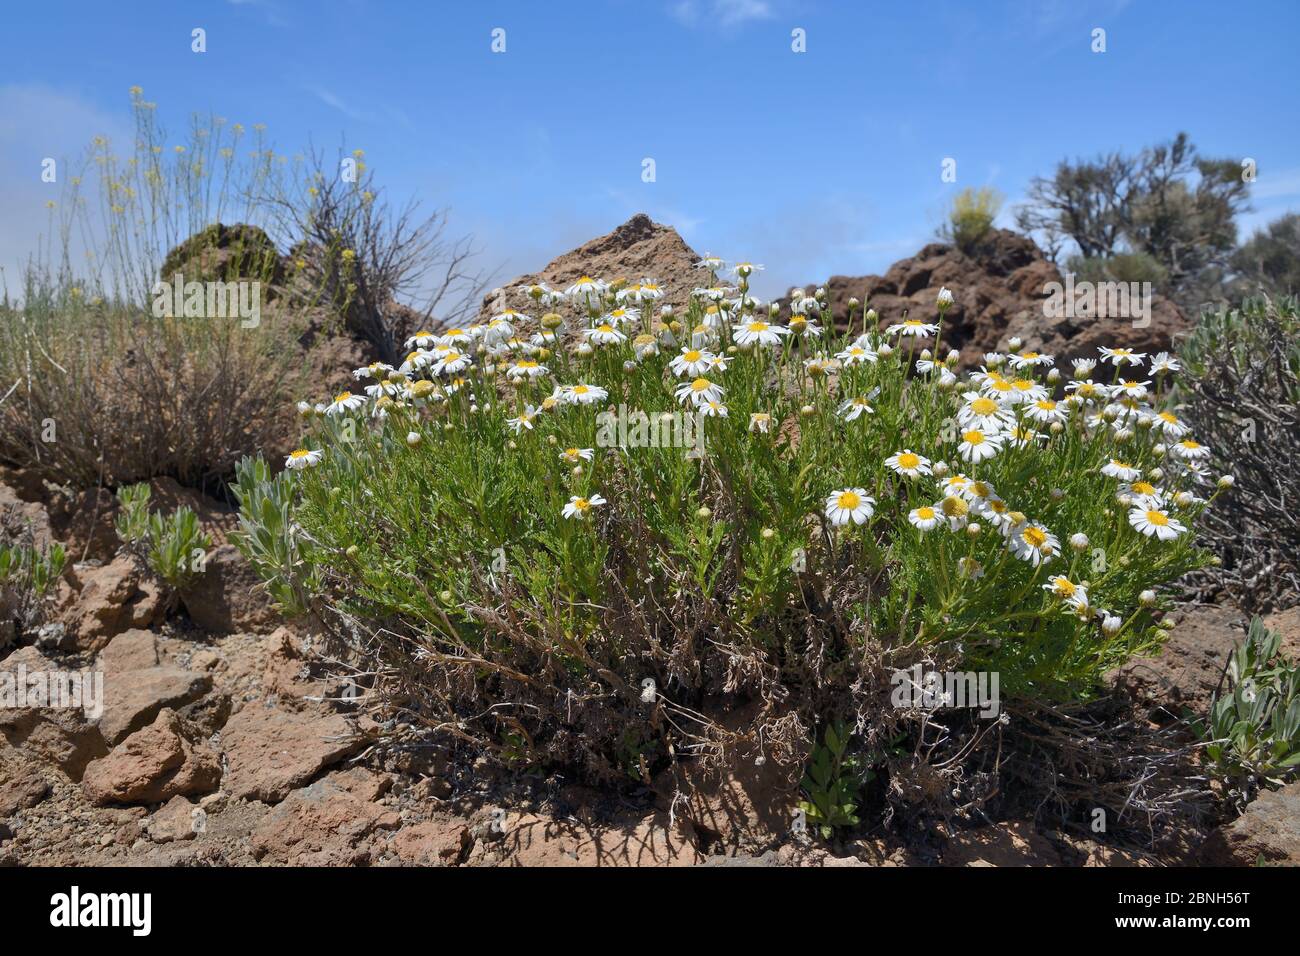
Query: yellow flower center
[
  {"left": 1053, "top": 578, "right": 1076, "bottom": 597},
  {"left": 574, "top": 498, "right": 590, "bottom": 511},
  {"left": 691, "top": 378, "right": 712, "bottom": 392},
  {"left": 898, "top": 452, "right": 920, "bottom": 470},
  {"left": 962, "top": 430, "right": 986, "bottom": 445},
  {"left": 290, "top": 449, "right": 309, "bottom": 459},
  {"left": 1022, "top": 526, "right": 1048, "bottom": 548},
  {"left": 1146, "top": 510, "right": 1169, "bottom": 526},
  {"left": 682, "top": 350, "right": 702, "bottom": 362},
  {"left": 941, "top": 496, "right": 968, "bottom": 517},
  {"left": 572, "top": 385, "right": 589, "bottom": 394},
  {"left": 1012, "top": 379, "right": 1034, "bottom": 391},
  {"left": 837, "top": 491, "right": 861, "bottom": 510},
  {"left": 1132, "top": 481, "right": 1155, "bottom": 495},
  {"left": 1159, "top": 412, "right": 1178, "bottom": 424},
  {"left": 1036, "top": 400, "right": 1056, "bottom": 410},
  {"left": 747, "top": 322, "right": 768, "bottom": 333},
  {"left": 916, "top": 506, "right": 935, "bottom": 520},
  {"left": 334, "top": 391, "right": 352, "bottom": 403},
  {"left": 971, "top": 397, "right": 998, "bottom": 415}
]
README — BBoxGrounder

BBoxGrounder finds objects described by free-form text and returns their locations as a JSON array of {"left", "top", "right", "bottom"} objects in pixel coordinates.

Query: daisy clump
[{"left": 234, "top": 273, "right": 1224, "bottom": 781}]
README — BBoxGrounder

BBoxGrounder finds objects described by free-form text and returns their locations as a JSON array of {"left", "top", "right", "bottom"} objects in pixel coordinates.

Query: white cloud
[
  {"left": 0, "top": 85, "right": 132, "bottom": 298},
  {"left": 670, "top": 0, "right": 774, "bottom": 29}
]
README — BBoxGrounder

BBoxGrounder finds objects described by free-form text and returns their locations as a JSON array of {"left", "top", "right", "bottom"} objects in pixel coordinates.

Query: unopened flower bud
[
  {"left": 1218, "top": 474, "right": 1235, "bottom": 489},
  {"left": 406, "top": 431, "right": 422, "bottom": 447},
  {"left": 1008, "top": 336, "right": 1023, "bottom": 353},
  {"left": 1070, "top": 533, "right": 1089, "bottom": 551},
  {"left": 1139, "top": 590, "right": 1156, "bottom": 607}
]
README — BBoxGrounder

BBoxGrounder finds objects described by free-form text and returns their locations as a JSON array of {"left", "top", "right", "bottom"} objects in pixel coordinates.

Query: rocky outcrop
[
  {"left": 1203, "top": 782, "right": 1300, "bottom": 865},
  {"left": 179, "top": 545, "right": 278, "bottom": 634},
  {"left": 81, "top": 709, "right": 222, "bottom": 806},
  {"left": 221, "top": 705, "right": 366, "bottom": 803},
  {"left": 796, "top": 229, "right": 1189, "bottom": 368},
  {"left": 474, "top": 213, "right": 702, "bottom": 325}
]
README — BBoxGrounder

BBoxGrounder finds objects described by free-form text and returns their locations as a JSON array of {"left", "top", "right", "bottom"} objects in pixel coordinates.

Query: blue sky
[{"left": 2, "top": 0, "right": 1298, "bottom": 300}]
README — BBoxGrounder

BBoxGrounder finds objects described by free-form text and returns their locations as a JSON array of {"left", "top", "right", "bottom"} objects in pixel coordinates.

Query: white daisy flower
[
  {"left": 1171, "top": 438, "right": 1210, "bottom": 461},
  {"left": 886, "top": 449, "right": 932, "bottom": 478},
  {"left": 506, "top": 405, "right": 541, "bottom": 433},
  {"left": 836, "top": 344, "right": 877, "bottom": 366},
  {"left": 1128, "top": 505, "right": 1187, "bottom": 540},
  {"left": 1120, "top": 480, "right": 1164, "bottom": 507},
  {"left": 1146, "top": 410, "right": 1189, "bottom": 438},
  {"left": 958, "top": 428, "right": 1003, "bottom": 463},
  {"left": 938, "top": 495, "right": 971, "bottom": 531},
  {"left": 1109, "top": 378, "right": 1150, "bottom": 400},
  {"left": 1043, "top": 575, "right": 1087, "bottom": 605},
  {"left": 562, "top": 493, "right": 607, "bottom": 520},
  {"left": 565, "top": 276, "right": 608, "bottom": 308},
  {"left": 731, "top": 261, "right": 764, "bottom": 278},
  {"left": 699, "top": 399, "right": 728, "bottom": 418},
  {"left": 886, "top": 318, "right": 938, "bottom": 338},
  {"left": 437, "top": 327, "right": 473, "bottom": 348},
  {"left": 563, "top": 383, "right": 608, "bottom": 405},
  {"left": 285, "top": 448, "right": 323, "bottom": 470},
  {"left": 507, "top": 359, "right": 549, "bottom": 381},
  {"left": 1004, "top": 377, "right": 1047, "bottom": 405},
  {"left": 583, "top": 323, "right": 627, "bottom": 346},
  {"left": 675, "top": 377, "right": 724, "bottom": 407},
  {"left": 604, "top": 307, "right": 639, "bottom": 327},
  {"left": 405, "top": 330, "right": 439, "bottom": 349},
  {"left": 958, "top": 392, "right": 1015, "bottom": 432},
  {"left": 733, "top": 320, "right": 791, "bottom": 348},
  {"left": 1008, "top": 521, "right": 1059, "bottom": 565},
  {"left": 1007, "top": 350, "right": 1054, "bottom": 370},
  {"left": 325, "top": 390, "right": 366, "bottom": 416},
  {"left": 559, "top": 447, "right": 595, "bottom": 464},
  {"left": 669, "top": 348, "right": 714, "bottom": 378},
  {"left": 1101, "top": 458, "right": 1141, "bottom": 481},
  {"left": 749, "top": 412, "right": 772, "bottom": 434},
  {"left": 1024, "top": 398, "right": 1067, "bottom": 425},
  {"left": 825, "top": 488, "right": 875, "bottom": 526},
  {"left": 434, "top": 350, "right": 472, "bottom": 376},
  {"left": 1099, "top": 346, "right": 1146, "bottom": 366},
  {"left": 787, "top": 314, "right": 824, "bottom": 338},
  {"left": 838, "top": 397, "right": 875, "bottom": 421},
  {"left": 1149, "top": 351, "right": 1180, "bottom": 374},
  {"left": 695, "top": 255, "right": 725, "bottom": 272},
  {"left": 908, "top": 505, "right": 940, "bottom": 532}
]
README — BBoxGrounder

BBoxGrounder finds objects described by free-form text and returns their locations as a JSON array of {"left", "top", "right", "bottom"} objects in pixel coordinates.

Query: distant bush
[
  {"left": 1065, "top": 251, "right": 1169, "bottom": 288},
  {"left": 943, "top": 187, "right": 1002, "bottom": 252},
  {"left": 1177, "top": 296, "right": 1300, "bottom": 611}
]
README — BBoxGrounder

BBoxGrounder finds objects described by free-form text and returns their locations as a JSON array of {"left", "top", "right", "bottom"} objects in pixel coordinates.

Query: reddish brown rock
[
  {"left": 260, "top": 627, "right": 333, "bottom": 703},
  {"left": 179, "top": 545, "right": 279, "bottom": 634},
  {"left": 63, "top": 554, "right": 165, "bottom": 651},
  {"left": 146, "top": 794, "right": 202, "bottom": 843},
  {"left": 1203, "top": 783, "right": 1300, "bottom": 866},
  {"left": 797, "top": 229, "right": 1188, "bottom": 370},
  {"left": 221, "top": 705, "right": 366, "bottom": 802},
  {"left": 0, "top": 770, "right": 51, "bottom": 819},
  {"left": 1110, "top": 604, "right": 1247, "bottom": 721},
  {"left": 97, "top": 663, "right": 212, "bottom": 745},
  {"left": 474, "top": 213, "right": 702, "bottom": 328},
  {"left": 96, "top": 628, "right": 159, "bottom": 674},
  {"left": 250, "top": 767, "right": 399, "bottom": 864},
  {"left": 82, "top": 709, "right": 221, "bottom": 806},
  {"left": 391, "top": 819, "right": 471, "bottom": 866},
  {"left": 0, "top": 645, "right": 108, "bottom": 779}
]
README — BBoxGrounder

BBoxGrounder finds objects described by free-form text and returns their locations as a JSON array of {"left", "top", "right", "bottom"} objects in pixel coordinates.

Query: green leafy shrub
[
  {"left": 799, "top": 721, "right": 866, "bottom": 838},
  {"left": 943, "top": 187, "right": 1002, "bottom": 252},
  {"left": 1199, "top": 616, "right": 1300, "bottom": 807},
  {"left": 1177, "top": 296, "right": 1300, "bottom": 610},
  {"left": 113, "top": 483, "right": 211, "bottom": 592},
  {"left": 0, "top": 535, "right": 67, "bottom": 650},
  {"left": 144, "top": 508, "right": 210, "bottom": 591},
  {"left": 113, "top": 482, "right": 153, "bottom": 548},
  {"left": 237, "top": 270, "right": 1220, "bottom": 787}
]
